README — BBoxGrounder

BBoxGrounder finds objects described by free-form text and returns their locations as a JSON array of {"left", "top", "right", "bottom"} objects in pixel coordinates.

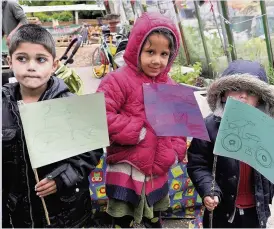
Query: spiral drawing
[
  {"left": 255, "top": 148, "right": 272, "bottom": 168},
  {"left": 222, "top": 133, "right": 242, "bottom": 152}
]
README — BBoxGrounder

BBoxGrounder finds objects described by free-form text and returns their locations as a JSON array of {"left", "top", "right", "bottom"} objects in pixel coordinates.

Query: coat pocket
[{"left": 59, "top": 182, "right": 88, "bottom": 203}]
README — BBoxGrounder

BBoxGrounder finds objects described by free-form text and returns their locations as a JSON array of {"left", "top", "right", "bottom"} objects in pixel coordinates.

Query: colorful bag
[{"left": 89, "top": 150, "right": 204, "bottom": 228}]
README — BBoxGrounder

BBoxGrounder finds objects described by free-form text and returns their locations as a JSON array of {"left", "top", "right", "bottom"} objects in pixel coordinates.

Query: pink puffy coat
[{"left": 97, "top": 12, "right": 186, "bottom": 177}]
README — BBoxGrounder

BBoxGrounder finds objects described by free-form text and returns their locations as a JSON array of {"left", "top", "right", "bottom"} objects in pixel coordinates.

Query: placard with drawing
[
  {"left": 214, "top": 98, "right": 274, "bottom": 183},
  {"left": 143, "top": 83, "right": 210, "bottom": 141},
  {"left": 19, "top": 93, "right": 109, "bottom": 168}
]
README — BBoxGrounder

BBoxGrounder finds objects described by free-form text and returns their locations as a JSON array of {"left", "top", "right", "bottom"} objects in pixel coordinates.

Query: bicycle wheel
[
  {"left": 256, "top": 148, "right": 272, "bottom": 168},
  {"left": 91, "top": 46, "right": 109, "bottom": 79},
  {"left": 221, "top": 133, "right": 242, "bottom": 152}
]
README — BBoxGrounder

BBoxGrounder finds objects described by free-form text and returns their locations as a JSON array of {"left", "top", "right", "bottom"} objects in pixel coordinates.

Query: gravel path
[{"left": 56, "top": 44, "right": 99, "bottom": 68}]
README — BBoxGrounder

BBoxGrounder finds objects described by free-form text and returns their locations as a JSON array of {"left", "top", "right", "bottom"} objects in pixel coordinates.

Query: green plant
[
  {"left": 183, "top": 26, "right": 205, "bottom": 63},
  {"left": 142, "top": 4, "right": 148, "bottom": 12},
  {"left": 32, "top": 11, "right": 73, "bottom": 22},
  {"left": 267, "top": 67, "right": 274, "bottom": 85},
  {"left": 170, "top": 62, "right": 202, "bottom": 85},
  {"left": 182, "top": 26, "right": 227, "bottom": 77},
  {"left": 33, "top": 12, "right": 52, "bottom": 22},
  {"left": 236, "top": 37, "right": 268, "bottom": 67},
  {"left": 52, "top": 11, "right": 73, "bottom": 21},
  {"left": 172, "top": 45, "right": 187, "bottom": 69}
]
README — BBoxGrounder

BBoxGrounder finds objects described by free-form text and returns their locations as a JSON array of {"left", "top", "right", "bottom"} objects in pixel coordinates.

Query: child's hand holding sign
[
  {"left": 35, "top": 178, "right": 57, "bottom": 198},
  {"left": 203, "top": 196, "right": 219, "bottom": 211}
]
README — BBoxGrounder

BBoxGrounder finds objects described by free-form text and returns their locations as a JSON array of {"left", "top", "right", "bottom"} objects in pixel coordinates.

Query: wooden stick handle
[
  {"left": 209, "top": 155, "right": 218, "bottom": 228},
  {"left": 33, "top": 169, "right": 51, "bottom": 226}
]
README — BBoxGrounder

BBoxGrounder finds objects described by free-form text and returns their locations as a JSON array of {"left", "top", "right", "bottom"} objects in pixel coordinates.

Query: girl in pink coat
[{"left": 97, "top": 12, "right": 187, "bottom": 228}]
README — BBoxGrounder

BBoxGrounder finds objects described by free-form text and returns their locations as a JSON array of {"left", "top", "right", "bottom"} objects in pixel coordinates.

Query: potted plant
[{"left": 170, "top": 62, "right": 205, "bottom": 89}]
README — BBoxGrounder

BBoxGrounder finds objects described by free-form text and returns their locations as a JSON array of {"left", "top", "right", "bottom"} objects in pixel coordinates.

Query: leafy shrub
[
  {"left": 33, "top": 12, "right": 52, "bottom": 22},
  {"left": 52, "top": 11, "right": 73, "bottom": 22},
  {"left": 170, "top": 62, "right": 202, "bottom": 85},
  {"left": 32, "top": 11, "right": 73, "bottom": 22},
  {"left": 267, "top": 67, "right": 274, "bottom": 85}
]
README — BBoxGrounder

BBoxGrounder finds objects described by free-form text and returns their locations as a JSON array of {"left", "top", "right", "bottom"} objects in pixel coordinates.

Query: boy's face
[
  {"left": 8, "top": 42, "right": 58, "bottom": 90},
  {"left": 222, "top": 90, "right": 260, "bottom": 107},
  {"left": 140, "top": 34, "right": 170, "bottom": 78}
]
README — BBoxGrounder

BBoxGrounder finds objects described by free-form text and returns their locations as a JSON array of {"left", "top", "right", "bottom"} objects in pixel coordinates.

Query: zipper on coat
[
  {"left": 150, "top": 173, "right": 154, "bottom": 188},
  {"left": 14, "top": 100, "right": 35, "bottom": 227},
  {"left": 254, "top": 172, "right": 264, "bottom": 228},
  {"left": 228, "top": 163, "right": 240, "bottom": 223}
]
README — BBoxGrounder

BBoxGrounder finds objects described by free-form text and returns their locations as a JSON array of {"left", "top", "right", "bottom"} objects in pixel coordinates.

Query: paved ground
[
  {"left": 56, "top": 45, "right": 99, "bottom": 68},
  {"left": 73, "top": 66, "right": 101, "bottom": 94}
]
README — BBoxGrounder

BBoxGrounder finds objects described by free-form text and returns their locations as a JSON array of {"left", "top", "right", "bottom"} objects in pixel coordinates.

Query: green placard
[
  {"left": 214, "top": 98, "right": 274, "bottom": 183},
  {"left": 19, "top": 93, "right": 109, "bottom": 168}
]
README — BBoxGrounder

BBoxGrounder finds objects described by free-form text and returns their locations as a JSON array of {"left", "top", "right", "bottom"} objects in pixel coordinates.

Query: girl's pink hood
[{"left": 123, "top": 12, "right": 180, "bottom": 77}]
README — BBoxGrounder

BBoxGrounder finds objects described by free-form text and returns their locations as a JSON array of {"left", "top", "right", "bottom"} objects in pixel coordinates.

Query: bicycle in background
[{"left": 91, "top": 25, "right": 128, "bottom": 79}]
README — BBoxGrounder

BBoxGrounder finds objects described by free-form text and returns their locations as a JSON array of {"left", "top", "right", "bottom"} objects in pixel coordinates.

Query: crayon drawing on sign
[
  {"left": 214, "top": 98, "right": 274, "bottom": 183},
  {"left": 33, "top": 103, "right": 97, "bottom": 154},
  {"left": 143, "top": 83, "right": 210, "bottom": 141},
  {"left": 19, "top": 93, "right": 109, "bottom": 168}
]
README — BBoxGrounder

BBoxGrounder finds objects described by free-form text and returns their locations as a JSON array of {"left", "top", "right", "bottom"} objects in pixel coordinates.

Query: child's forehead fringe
[{"left": 148, "top": 28, "right": 174, "bottom": 36}]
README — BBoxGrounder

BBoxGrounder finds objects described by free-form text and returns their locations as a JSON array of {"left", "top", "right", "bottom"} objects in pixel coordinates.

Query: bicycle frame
[
  {"left": 99, "top": 31, "right": 128, "bottom": 70},
  {"left": 100, "top": 35, "right": 117, "bottom": 71},
  {"left": 91, "top": 29, "right": 129, "bottom": 78}
]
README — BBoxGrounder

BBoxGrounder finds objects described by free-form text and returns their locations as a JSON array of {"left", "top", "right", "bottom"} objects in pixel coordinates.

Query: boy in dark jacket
[
  {"left": 187, "top": 60, "right": 274, "bottom": 228},
  {"left": 2, "top": 24, "right": 103, "bottom": 228}
]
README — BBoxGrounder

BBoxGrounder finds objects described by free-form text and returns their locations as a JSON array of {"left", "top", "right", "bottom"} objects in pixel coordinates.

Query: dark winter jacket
[
  {"left": 2, "top": 77, "right": 103, "bottom": 228},
  {"left": 187, "top": 60, "right": 274, "bottom": 228}
]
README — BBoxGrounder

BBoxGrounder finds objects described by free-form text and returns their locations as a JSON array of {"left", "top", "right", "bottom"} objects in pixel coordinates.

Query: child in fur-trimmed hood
[{"left": 187, "top": 60, "right": 274, "bottom": 228}]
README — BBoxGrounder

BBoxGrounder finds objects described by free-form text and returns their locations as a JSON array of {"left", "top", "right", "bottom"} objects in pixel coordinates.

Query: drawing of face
[
  {"left": 222, "top": 90, "right": 259, "bottom": 107},
  {"left": 91, "top": 171, "right": 103, "bottom": 183},
  {"left": 139, "top": 34, "right": 170, "bottom": 78},
  {"left": 8, "top": 42, "right": 58, "bottom": 92}
]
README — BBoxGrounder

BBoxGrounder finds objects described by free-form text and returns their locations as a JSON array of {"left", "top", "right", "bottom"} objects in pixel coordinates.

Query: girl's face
[{"left": 139, "top": 34, "right": 171, "bottom": 78}]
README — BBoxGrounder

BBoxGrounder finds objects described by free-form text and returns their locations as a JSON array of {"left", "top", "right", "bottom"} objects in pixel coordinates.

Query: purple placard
[{"left": 143, "top": 83, "right": 210, "bottom": 141}]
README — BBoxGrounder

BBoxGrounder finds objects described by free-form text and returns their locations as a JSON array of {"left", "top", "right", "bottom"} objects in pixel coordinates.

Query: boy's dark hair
[
  {"left": 9, "top": 24, "right": 56, "bottom": 58},
  {"left": 139, "top": 28, "right": 176, "bottom": 67}
]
